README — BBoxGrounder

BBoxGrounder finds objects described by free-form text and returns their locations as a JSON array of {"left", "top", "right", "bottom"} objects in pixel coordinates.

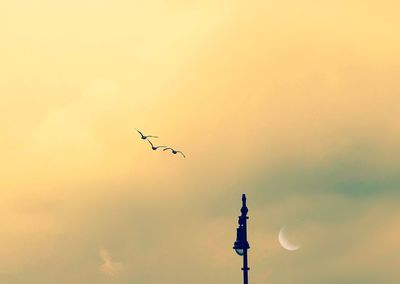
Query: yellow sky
[{"left": 1, "top": 1, "right": 400, "bottom": 283}]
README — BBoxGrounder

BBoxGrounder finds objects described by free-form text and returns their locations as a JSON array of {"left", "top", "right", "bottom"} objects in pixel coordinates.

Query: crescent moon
[{"left": 278, "top": 226, "right": 300, "bottom": 251}]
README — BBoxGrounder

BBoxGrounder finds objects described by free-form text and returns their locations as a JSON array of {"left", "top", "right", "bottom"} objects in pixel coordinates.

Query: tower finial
[{"left": 241, "top": 194, "right": 248, "bottom": 215}]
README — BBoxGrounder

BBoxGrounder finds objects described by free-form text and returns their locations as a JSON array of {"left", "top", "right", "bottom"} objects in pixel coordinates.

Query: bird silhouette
[
  {"left": 147, "top": 140, "right": 167, "bottom": 150},
  {"left": 136, "top": 129, "right": 158, "bottom": 140},
  {"left": 163, "top": 147, "right": 186, "bottom": 158}
]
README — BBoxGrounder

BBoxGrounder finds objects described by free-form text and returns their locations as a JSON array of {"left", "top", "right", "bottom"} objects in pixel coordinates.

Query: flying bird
[
  {"left": 163, "top": 147, "right": 186, "bottom": 158},
  {"left": 136, "top": 129, "right": 158, "bottom": 140},
  {"left": 147, "top": 140, "right": 167, "bottom": 151}
]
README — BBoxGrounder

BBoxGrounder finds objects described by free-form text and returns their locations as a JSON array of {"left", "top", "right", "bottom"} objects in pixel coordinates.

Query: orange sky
[{"left": 1, "top": 1, "right": 400, "bottom": 283}]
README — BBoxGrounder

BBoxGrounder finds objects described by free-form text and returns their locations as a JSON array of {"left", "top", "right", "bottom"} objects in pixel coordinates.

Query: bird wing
[
  {"left": 148, "top": 135, "right": 159, "bottom": 138},
  {"left": 163, "top": 147, "right": 172, "bottom": 151},
  {"left": 136, "top": 129, "right": 144, "bottom": 137},
  {"left": 177, "top": 151, "right": 186, "bottom": 158},
  {"left": 147, "top": 140, "right": 154, "bottom": 147}
]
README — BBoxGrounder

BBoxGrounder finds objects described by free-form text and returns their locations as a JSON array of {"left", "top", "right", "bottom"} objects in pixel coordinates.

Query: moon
[{"left": 278, "top": 226, "right": 300, "bottom": 251}]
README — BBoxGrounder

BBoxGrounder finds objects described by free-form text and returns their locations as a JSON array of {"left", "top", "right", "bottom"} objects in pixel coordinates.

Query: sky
[{"left": 1, "top": 1, "right": 400, "bottom": 283}]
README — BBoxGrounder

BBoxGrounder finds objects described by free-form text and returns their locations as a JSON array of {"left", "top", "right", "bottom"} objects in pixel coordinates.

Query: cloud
[
  {"left": 99, "top": 248, "right": 123, "bottom": 277},
  {"left": 1, "top": 1, "right": 400, "bottom": 283}
]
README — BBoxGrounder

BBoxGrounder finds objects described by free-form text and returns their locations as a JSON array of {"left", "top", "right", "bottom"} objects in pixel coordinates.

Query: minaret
[{"left": 233, "top": 194, "right": 250, "bottom": 284}]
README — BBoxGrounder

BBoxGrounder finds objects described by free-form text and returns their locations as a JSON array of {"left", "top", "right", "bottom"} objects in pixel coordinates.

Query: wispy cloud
[{"left": 99, "top": 248, "right": 123, "bottom": 277}]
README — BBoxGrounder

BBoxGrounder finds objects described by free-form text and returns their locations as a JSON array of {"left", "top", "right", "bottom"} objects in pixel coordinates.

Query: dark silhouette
[
  {"left": 163, "top": 147, "right": 186, "bottom": 158},
  {"left": 147, "top": 140, "right": 167, "bottom": 150},
  {"left": 233, "top": 194, "right": 250, "bottom": 284},
  {"left": 136, "top": 129, "right": 158, "bottom": 140}
]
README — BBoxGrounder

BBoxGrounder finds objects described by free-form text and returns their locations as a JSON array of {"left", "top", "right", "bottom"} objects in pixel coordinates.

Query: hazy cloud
[
  {"left": 1, "top": 1, "right": 400, "bottom": 283},
  {"left": 99, "top": 248, "right": 123, "bottom": 277}
]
